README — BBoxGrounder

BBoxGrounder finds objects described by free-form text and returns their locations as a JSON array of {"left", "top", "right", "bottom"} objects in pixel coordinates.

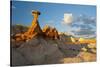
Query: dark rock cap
[{"left": 32, "top": 10, "right": 41, "bottom": 15}]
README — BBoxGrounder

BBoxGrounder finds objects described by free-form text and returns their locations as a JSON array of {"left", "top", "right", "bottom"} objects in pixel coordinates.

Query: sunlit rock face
[
  {"left": 42, "top": 25, "right": 59, "bottom": 39},
  {"left": 12, "top": 10, "right": 59, "bottom": 42}
]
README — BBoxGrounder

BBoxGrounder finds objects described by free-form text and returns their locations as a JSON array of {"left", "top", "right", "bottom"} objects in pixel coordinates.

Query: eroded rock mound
[{"left": 11, "top": 37, "right": 64, "bottom": 66}]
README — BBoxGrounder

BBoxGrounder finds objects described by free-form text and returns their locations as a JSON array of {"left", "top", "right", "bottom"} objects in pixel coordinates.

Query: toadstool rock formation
[
  {"left": 23, "top": 10, "right": 43, "bottom": 40},
  {"left": 25, "top": 10, "right": 42, "bottom": 37}
]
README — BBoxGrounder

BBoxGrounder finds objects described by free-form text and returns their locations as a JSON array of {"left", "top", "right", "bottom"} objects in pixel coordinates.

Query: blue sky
[{"left": 11, "top": 1, "right": 96, "bottom": 38}]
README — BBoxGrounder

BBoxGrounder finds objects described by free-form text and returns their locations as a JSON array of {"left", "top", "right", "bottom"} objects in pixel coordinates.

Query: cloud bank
[{"left": 62, "top": 13, "right": 96, "bottom": 38}]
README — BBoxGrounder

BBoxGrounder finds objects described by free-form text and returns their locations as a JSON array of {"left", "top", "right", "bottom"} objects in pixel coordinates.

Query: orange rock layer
[{"left": 13, "top": 10, "right": 59, "bottom": 42}]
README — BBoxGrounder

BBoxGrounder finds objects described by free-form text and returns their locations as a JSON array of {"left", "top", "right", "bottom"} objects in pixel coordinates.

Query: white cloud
[
  {"left": 61, "top": 14, "right": 96, "bottom": 38},
  {"left": 62, "top": 13, "right": 73, "bottom": 25}
]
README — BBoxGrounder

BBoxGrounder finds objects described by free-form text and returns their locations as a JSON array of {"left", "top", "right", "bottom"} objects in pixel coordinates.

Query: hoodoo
[{"left": 23, "top": 10, "right": 43, "bottom": 39}]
